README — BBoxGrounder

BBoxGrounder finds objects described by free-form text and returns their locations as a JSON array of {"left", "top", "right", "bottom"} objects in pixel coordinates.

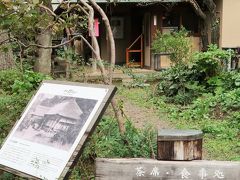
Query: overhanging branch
[
  {"left": 203, "top": 0, "right": 216, "bottom": 15},
  {"left": 2, "top": 34, "right": 97, "bottom": 57},
  {"left": 184, "top": 0, "right": 206, "bottom": 20}
]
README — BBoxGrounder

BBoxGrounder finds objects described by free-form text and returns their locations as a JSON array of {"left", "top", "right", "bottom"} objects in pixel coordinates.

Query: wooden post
[
  {"left": 126, "top": 48, "right": 129, "bottom": 67},
  {"left": 157, "top": 129, "right": 203, "bottom": 161}
]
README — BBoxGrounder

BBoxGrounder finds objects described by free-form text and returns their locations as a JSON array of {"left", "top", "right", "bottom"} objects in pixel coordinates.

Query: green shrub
[
  {"left": 0, "top": 69, "right": 51, "bottom": 144},
  {"left": 202, "top": 120, "right": 238, "bottom": 140},
  {"left": 152, "top": 28, "right": 191, "bottom": 65},
  {"left": 174, "top": 93, "right": 216, "bottom": 121},
  {"left": 154, "top": 45, "right": 237, "bottom": 105},
  {"left": 228, "top": 112, "right": 240, "bottom": 130},
  {"left": 83, "top": 116, "right": 156, "bottom": 159},
  {"left": 75, "top": 116, "right": 156, "bottom": 179},
  {"left": 170, "top": 87, "right": 240, "bottom": 121},
  {"left": 155, "top": 65, "right": 204, "bottom": 104},
  {"left": 0, "top": 69, "right": 51, "bottom": 94},
  {"left": 0, "top": 69, "right": 22, "bottom": 92},
  {"left": 0, "top": 92, "right": 32, "bottom": 145},
  {"left": 219, "top": 88, "right": 240, "bottom": 112},
  {"left": 12, "top": 70, "right": 51, "bottom": 93},
  {"left": 191, "top": 44, "right": 232, "bottom": 79},
  {"left": 207, "top": 71, "right": 240, "bottom": 94}
]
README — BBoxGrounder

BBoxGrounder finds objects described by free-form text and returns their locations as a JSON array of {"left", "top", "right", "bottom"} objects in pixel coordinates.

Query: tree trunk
[
  {"left": 200, "top": 19, "right": 209, "bottom": 51},
  {"left": 183, "top": 0, "right": 216, "bottom": 50},
  {"left": 34, "top": 29, "right": 52, "bottom": 74},
  {"left": 203, "top": 0, "right": 217, "bottom": 46},
  {"left": 201, "top": 0, "right": 216, "bottom": 50},
  {"left": 211, "top": 17, "right": 220, "bottom": 46},
  {"left": 34, "top": 0, "right": 53, "bottom": 75},
  {"left": 0, "top": 31, "right": 15, "bottom": 70}
]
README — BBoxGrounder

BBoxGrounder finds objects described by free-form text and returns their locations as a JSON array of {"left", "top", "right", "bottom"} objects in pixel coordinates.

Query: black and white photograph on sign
[{"left": 13, "top": 93, "right": 97, "bottom": 151}]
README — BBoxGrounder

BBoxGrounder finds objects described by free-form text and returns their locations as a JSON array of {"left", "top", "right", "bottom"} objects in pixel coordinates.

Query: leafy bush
[
  {"left": 0, "top": 69, "right": 22, "bottom": 92},
  {"left": 0, "top": 69, "right": 51, "bottom": 144},
  {"left": 152, "top": 28, "right": 192, "bottom": 65},
  {"left": 57, "top": 48, "right": 84, "bottom": 65},
  {"left": 121, "top": 85, "right": 240, "bottom": 161},
  {"left": 207, "top": 71, "right": 240, "bottom": 93},
  {"left": 12, "top": 70, "right": 51, "bottom": 93},
  {"left": 0, "top": 93, "right": 32, "bottom": 144},
  {"left": 0, "top": 172, "right": 16, "bottom": 180},
  {"left": 228, "top": 112, "right": 240, "bottom": 130},
  {"left": 173, "top": 93, "right": 217, "bottom": 121},
  {"left": 170, "top": 87, "right": 240, "bottom": 121},
  {"left": 0, "top": 69, "right": 51, "bottom": 94},
  {"left": 191, "top": 44, "right": 232, "bottom": 79},
  {"left": 154, "top": 45, "right": 237, "bottom": 105},
  {"left": 219, "top": 88, "right": 240, "bottom": 112},
  {"left": 75, "top": 116, "right": 156, "bottom": 178},
  {"left": 202, "top": 120, "right": 238, "bottom": 140},
  {"left": 155, "top": 65, "right": 204, "bottom": 104},
  {"left": 83, "top": 116, "right": 156, "bottom": 159}
]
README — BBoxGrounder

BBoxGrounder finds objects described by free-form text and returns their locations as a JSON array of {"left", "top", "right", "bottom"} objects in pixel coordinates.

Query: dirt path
[
  {"left": 122, "top": 99, "right": 172, "bottom": 130},
  {"left": 119, "top": 97, "right": 211, "bottom": 159}
]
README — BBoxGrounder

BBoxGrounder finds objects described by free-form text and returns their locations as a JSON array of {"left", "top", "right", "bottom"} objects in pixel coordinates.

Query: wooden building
[
  {"left": 96, "top": 0, "right": 202, "bottom": 69},
  {"left": 52, "top": 0, "right": 240, "bottom": 69}
]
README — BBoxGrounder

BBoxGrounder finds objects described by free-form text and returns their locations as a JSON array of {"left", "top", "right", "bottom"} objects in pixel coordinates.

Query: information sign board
[{"left": 0, "top": 80, "right": 116, "bottom": 180}]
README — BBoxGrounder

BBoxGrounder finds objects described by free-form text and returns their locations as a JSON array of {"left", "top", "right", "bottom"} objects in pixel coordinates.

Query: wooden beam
[{"left": 96, "top": 158, "right": 240, "bottom": 180}]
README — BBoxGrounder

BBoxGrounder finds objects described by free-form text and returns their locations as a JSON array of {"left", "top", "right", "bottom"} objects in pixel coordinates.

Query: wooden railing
[{"left": 126, "top": 34, "right": 143, "bottom": 68}]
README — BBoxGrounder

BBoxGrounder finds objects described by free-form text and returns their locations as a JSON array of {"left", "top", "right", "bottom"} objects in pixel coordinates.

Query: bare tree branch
[
  {"left": 4, "top": 34, "right": 97, "bottom": 56},
  {"left": 79, "top": 0, "right": 125, "bottom": 135},
  {"left": 88, "top": 0, "right": 116, "bottom": 84},
  {"left": 42, "top": 21, "right": 59, "bottom": 34},
  {"left": 79, "top": 0, "right": 108, "bottom": 82},
  {"left": 38, "top": 4, "right": 65, "bottom": 23},
  {"left": 74, "top": 4, "right": 89, "bottom": 16},
  {"left": 1, "top": 3, "right": 98, "bottom": 57},
  {"left": 184, "top": 0, "right": 206, "bottom": 20},
  {"left": 79, "top": 0, "right": 101, "bottom": 59},
  {"left": 186, "top": 0, "right": 206, "bottom": 19},
  {"left": 78, "top": 35, "right": 97, "bottom": 56},
  {"left": 61, "top": 3, "right": 89, "bottom": 16},
  {"left": 203, "top": 0, "right": 216, "bottom": 15},
  {"left": 0, "top": 38, "right": 11, "bottom": 46},
  {"left": 0, "top": 30, "right": 9, "bottom": 36}
]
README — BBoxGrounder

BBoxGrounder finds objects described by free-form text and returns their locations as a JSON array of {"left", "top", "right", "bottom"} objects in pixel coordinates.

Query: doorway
[{"left": 126, "top": 13, "right": 144, "bottom": 67}]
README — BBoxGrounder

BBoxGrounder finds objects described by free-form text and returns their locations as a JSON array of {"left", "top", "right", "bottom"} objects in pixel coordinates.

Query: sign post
[{"left": 0, "top": 80, "right": 116, "bottom": 180}]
